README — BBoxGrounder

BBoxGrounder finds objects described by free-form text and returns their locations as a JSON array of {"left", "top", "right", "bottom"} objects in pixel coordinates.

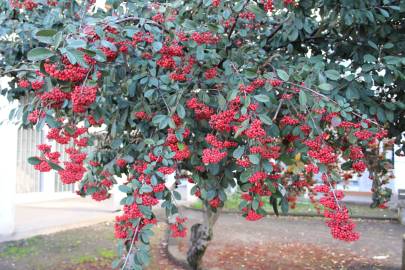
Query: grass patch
[
  {"left": 98, "top": 248, "right": 116, "bottom": 259},
  {"left": 192, "top": 193, "right": 397, "bottom": 219},
  {"left": 72, "top": 254, "right": 98, "bottom": 264},
  {"left": 0, "top": 236, "right": 42, "bottom": 258}
]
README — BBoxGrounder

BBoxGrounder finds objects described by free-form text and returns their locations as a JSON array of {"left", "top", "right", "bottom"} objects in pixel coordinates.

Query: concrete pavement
[{"left": 0, "top": 197, "right": 118, "bottom": 243}]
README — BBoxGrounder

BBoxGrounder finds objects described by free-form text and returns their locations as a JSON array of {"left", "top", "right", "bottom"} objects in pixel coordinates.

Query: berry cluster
[
  {"left": 202, "top": 148, "right": 227, "bottom": 164},
  {"left": 262, "top": 0, "right": 274, "bottom": 13},
  {"left": 191, "top": 32, "right": 220, "bottom": 45},
  {"left": 44, "top": 58, "right": 89, "bottom": 83},
  {"left": 186, "top": 98, "right": 214, "bottom": 120},
  {"left": 9, "top": 0, "right": 38, "bottom": 10},
  {"left": 71, "top": 85, "right": 97, "bottom": 113},
  {"left": 239, "top": 78, "right": 266, "bottom": 94},
  {"left": 165, "top": 117, "right": 191, "bottom": 161},
  {"left": 280, "top": 116, "right": 300, "bottom": 126},
  {"left": 204, "top": 67, "right": 218, "bottom": 80},
  {"left": 248, "top": 171, "right": 267, "bottom": 184},
  {"left": 245, "top": 119, "right": 266, "bottom": 139},
  {"left": 212, "top": 0, "right": 221, "bottom": 7},
  {"left": 314, "top": 185, "right": 359, "bottom": 242},
  {"left": 40, "top": 87, "right": 70, "bottom": 109},
  {"left": 170, "top": 217, "right": 187, "bottom": 238}
]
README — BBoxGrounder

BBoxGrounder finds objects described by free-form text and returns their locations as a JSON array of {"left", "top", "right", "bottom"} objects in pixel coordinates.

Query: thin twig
[
  {"left": 263, "top": 13, "right": 290, "bottom": 52},
  {"left": 157, "top": 87, "right": 170, "bottom": 114},
  {"left": 121, "top": 224, "right": 140, "bottom": 270},
  {"left": 272, "top": 100, "right": 283, "bottom": 121}
]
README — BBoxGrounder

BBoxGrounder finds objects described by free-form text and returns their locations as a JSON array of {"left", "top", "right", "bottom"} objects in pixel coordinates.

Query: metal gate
[{"left": 16, "top": 127, "right": 75, "bottom": 194}]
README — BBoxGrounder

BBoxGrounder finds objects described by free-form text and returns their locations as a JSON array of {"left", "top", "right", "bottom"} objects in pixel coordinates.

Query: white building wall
[
  {"left": 0, "top": 122, "right": 18, "bottom": 236},
  {"left": 393, "top": 145, "right": 405, "bottom": 202}
]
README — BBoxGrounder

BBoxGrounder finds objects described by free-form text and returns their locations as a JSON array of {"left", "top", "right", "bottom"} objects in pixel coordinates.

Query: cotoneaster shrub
[{"left": 1, "top": 0, "right": 401, "bottom": 269}]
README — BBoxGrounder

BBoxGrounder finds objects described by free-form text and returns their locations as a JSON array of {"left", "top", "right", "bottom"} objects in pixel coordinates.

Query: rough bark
[{"left": 186, "top": 205, "right": 221, "bottom": 270}]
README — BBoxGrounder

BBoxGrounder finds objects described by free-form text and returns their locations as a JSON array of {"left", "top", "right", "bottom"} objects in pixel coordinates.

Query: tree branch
[
  {"left": 281, "top": 81, "right": 381, "bottom": 126},
  {"left": 218, "top": 0, "right": 251, "bottom": 69},
  {"left": 0, "top": 68, "right": 37, "bottom": 76},
  {"left": 113, "top": 16, "right": 164, "bottom": 29}
]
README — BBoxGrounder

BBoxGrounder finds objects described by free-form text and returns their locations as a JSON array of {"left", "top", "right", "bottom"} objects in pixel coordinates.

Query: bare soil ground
[{"left": 0, "top": 208, "right": 403, "bottom": 270}]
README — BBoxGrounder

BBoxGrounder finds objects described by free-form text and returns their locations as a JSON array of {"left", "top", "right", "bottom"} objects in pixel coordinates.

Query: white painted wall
[{"left": 0, "top": 94, "right": 18, "bottom": 236}]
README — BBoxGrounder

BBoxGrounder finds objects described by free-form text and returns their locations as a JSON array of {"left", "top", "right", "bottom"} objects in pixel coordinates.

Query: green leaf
[
  {"left": 234, "top": 1, "right": 245, "bottom": 12},
  {"left": 318, "top": 83, "right": 333, "bottom": 91},
  {"left": 48, "top": 161, "right": 63, "bottom": 171},
  {"left": 152, "top": 114, "right": 167, "bottom": 125},
  {"left": 140, "top": 184, "right": 153, "bottom": 194},
  {"left": 234, "top": 119, "right": 249, "bottom": 138},
  {"left": 240, "top": 170, "right": 251, "bottom": 183},
  {"left": 27, "top": 156, "right": 41, "bottom": 165},
  {"left": 386, "top": 110, "right": 394, "bottom": 122},
  {"left": 126, "top": 196, "right": 135, "bottom": 205},
  {"left": 363, "top": 54, "right": 376, "bottom": 63},
  {"left": 377, "top": 8, "right": 390, "bottom": 17},
  {"left": 280, "top": 196, "right": 289, "bottom": 214},
  {"left": 288, "top": 28, "right": 299, "bottom": 42},
  {"left": 254, "top": 94, "right": 270, "bottom": 103},
  {"left": 367, "top": 41, "right": 378, "bottom": 50},
  {"left": 35, "top": 29, "right": 57, "bottom": 44},
  {"left": 324, "top": 70, "right": 340, "bottom": 81},
  {"left": 66, "top": 39, "right": 87, "bottom": 49},
  {"left": 119, "top": 185, "right": 132, "bottom": 193},
  {"left": 27, "top": 48, "right": 55, "bottom": 61},
  {"left": 217, "top": 94, "right": 227, "bottom": 110},
  {"left": 276, "top": 69, "right": 289, "bottom": 81},
  {"left": 341, "top": 161, "right": 353, "bottom": 170},
  {"left": 248, "top": 154, "right": 260, "bottom": 165},
  {"left": 66, "top": 49, "right": 89, "bottom": 68},
  {"left": 259, "top": 114, "right": 272, "bottom": 126},
  {"left": 111, "top": 259, "right": 121, "bottom": 269},
  {"left": 173, "top": 190, "right": 182, "bottom": 200},
  {"left": 233, "top": 146, "right": 245, "bottom": 159},
  {"left": 45, "top": 115, "right": 62, "bottom": 128},
  {"left": 298, "top": 90, "right": 307, "bottom": 108},
  {"left": 152, "top": 42, "right": 163, "bottom": 52},
  {"left": 377, "top": 107, "right": 385, "bottom": 122},
  {"left": 144, "top": 138, "right": 155, "bottom": 145},
  {"left": 53, "top": 32, "right": 63, "bottom": 49},
  {"left": 176, "top": 104, "right": 186, "bottom": 118},
  {"left": 252, "top": 198, "right": 259, "bottom": 210},
  {"left": 196, "top": 46, "right": 204, "bottom": 61},
  {"left": 249, "top": 4, "right": 267, "bottom": 19},
  {"left": 36, "top": 29, "right": 57, "bottom": 37}
]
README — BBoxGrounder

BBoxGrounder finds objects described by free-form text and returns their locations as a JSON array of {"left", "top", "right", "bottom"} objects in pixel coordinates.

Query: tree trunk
[{"left": 186, "top": 205, "right": 221, "bottom": 270}]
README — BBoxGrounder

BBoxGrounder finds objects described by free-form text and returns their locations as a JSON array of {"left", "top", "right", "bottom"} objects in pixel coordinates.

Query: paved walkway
[{"left": 0, "top": 198, "right": 117, "bottom": 243}]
